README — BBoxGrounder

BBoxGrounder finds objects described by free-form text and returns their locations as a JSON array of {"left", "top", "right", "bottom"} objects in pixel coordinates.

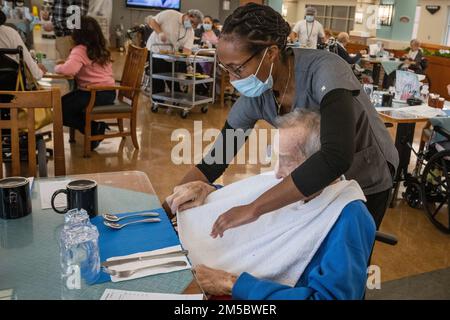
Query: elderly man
[
  {"left": 146, "top": 8, "right": 203, "bottom": 97},
  {"left": 289, "top": 7, "right": 324, "bottom": 49},
  {"left": 404, "top": 39, "right": 424, "bottom": 74},
  {"left": 334, "top": 32, "right": 366, "bottom": 65},
  {"left": 0, "top": 10, "right": 45, "bottom": 83},
  {"left": 175, "top": 110, "right": 376, "bottom": 300}
]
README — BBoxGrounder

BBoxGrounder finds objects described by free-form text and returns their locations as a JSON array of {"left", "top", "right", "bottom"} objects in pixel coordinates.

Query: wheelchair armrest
[
  {"left": 375, "top": 231, "right": 398, "bottom": 246},
  {"left": 434, "top": 126, "right": 450, "bottom": 140}
]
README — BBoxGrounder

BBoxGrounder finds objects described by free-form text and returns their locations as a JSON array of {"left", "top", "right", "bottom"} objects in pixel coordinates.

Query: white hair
[
  {"left": 187, "top": 9, "right": 204, "bottom": 24},
  {"left": 275, "top": 109, "right": 321, "bottom": 161}
]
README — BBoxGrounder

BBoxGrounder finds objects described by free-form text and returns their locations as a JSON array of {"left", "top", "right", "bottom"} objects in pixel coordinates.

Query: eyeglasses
[{"left": 218, "top": 48, "right": 266, "bottom": 79}]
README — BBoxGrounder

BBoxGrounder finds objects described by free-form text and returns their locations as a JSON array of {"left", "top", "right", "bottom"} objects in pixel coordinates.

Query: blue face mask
[
  {"left": 305, "top": 15, "right": 315, "bottom": 23},
  {"left": 184, "top": 19, "right": 192, "bottom": 29},
  {"left": 231, "top": 48, "right": 274, "bottom": 98},
  {"left": 203, "top": 23, "right": 212, "bottom": 31}
]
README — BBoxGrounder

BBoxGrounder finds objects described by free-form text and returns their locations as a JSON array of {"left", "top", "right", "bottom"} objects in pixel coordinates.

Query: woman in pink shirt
[{"left": 55, "top": 16, "right": 115, "bottom": 150}]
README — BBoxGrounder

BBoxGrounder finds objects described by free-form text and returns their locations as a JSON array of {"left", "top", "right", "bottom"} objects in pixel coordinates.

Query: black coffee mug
[
  {"left": 0, "top": 177, "right": 32, "bottom": 220},
  {"left": 51, "top": 180, "right": 98, "bottom": 218}
]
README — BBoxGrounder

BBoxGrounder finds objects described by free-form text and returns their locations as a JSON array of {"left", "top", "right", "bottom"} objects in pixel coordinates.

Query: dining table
[
  {"left": 0, "top": 171, "right": 204, "bottom": 300},
  {"left": 361, "top": 56, "right": 403, "bottom": 87},
  {"left": 39, "top": 58, "right": 75, "bottom": 94}
]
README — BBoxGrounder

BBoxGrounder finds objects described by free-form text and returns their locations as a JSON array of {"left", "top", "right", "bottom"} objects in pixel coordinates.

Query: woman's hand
[
  {"left": 210, "top": 203, "right": 259, "bottom": 238},
  {"left": 38, "top": 63, "right": 47, "bottom": 74},
  {"left": 165, "top": 181, "right": 216, "bottom": 214},
  {"left": 194, "top": 265, "right": 237, "bottom": 296},
  {"left": 210, "top": 176, "right": 304, "bottom": 238}
]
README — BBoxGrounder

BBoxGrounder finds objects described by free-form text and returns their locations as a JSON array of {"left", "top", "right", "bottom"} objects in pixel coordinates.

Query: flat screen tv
[{"left": 126, "top": 0, "right": 181, "bottom": 10}]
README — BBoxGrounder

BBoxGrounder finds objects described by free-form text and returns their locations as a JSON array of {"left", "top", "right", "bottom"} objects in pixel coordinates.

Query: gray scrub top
[{"left": 227, "top": 48, "right": 399, "bottom": 195}]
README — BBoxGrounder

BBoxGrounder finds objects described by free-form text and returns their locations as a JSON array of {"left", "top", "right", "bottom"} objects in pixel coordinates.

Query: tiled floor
[{"left": 34, "top": 36, "right": 450, "bottom": 288}]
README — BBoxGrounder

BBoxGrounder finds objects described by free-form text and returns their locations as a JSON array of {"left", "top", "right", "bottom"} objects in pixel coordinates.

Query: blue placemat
[
  {"left": 2, "top": 181, "right": 193, "bottom": 299},
  {"left": 91, "top": 208, "right": 181, "bottom": 284}
]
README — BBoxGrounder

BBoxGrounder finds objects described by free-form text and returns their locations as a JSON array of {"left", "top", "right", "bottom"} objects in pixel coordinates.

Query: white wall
[
  {"left": 417, "top": 0, "right": 450, "bottom": 45},
  {"left": 284, "top": 0, "right": 299, "bottom": 24}
]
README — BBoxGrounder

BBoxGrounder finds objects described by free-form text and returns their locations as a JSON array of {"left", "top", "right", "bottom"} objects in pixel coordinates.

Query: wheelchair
[
  {"left": 403, "top": 121, "right": 450, "bottom": 234},
  {"left": 0, "top": 47, "right": 53, "bottom": 177}
]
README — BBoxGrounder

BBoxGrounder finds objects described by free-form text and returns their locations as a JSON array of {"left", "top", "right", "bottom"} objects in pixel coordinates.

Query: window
[
  {"left": 446, "top": 6, "right": 450, "bottom": 46},
  {"left": 307, "top": 4, "right": 355, "bottom": 33},
  {"left": 411, "top": 6, "right": 421, "bottom": 40},
  {"left": 378, "top": 4, "right": 394, "bottom": 26}
]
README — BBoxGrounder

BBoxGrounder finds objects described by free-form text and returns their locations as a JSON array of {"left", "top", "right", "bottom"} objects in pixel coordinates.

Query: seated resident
[
  {"left": 335, "top": 32, "right": 366, "bottom": 65},
  {"left": 403, "top": 39, "right": 424, "bottom": 74},
  {"left": 0, "top": 10, "right": 46, "bottom": 85},
  {"left": 194, "top": 15, "right": 220, "bottom": 48},
  {"left": 55, "top": 16, "right": 116, "bottom": 150},
  {"left": 173, "top": 110, "right": 376, "bottom": 300}
]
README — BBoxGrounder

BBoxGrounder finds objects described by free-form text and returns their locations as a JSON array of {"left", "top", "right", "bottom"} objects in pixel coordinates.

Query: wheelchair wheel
[
  {"left": 421, "top": 149, "right": 450, "bottom": 234},
  {"left": 403, "top": 182, "right": 422, "bottom": 209}
]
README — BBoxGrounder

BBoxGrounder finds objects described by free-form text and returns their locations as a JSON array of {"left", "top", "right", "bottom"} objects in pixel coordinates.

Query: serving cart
[{"left": 149, "top": 45, "right": 217, "bottom": 119}]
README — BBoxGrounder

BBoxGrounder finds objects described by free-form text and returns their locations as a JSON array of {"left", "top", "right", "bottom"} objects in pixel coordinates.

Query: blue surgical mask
[
  {"left": 184, "top": 19, "right": 192, "bottom": 29},
  {"left": 231, "top": 48, "right": 274, "bottom": 98},
  {"left": 306, "top": 15, "right": 315, "bottom": 23},
  {"left": 203, "top": 23, "right": 212, "bottom": 31}
]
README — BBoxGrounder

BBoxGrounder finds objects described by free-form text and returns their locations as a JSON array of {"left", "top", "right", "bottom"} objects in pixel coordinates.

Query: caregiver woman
[{"left": 165, "top": 3, "right": 399, "bottom": 236}]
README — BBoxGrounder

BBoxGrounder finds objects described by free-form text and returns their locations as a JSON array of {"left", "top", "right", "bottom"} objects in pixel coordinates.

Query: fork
[{"left": 103, "top": 261, "right": 188, "bottom": 278}]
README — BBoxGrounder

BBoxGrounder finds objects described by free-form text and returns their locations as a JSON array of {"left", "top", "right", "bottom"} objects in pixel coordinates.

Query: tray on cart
[
  {"left": 152, "top": 72, "right": 213, "bottom": 84},
  {"left": 152, "top": 53, "right": 215, "bottom": 63},
  {"left": 152, "top": 92, "right": 213, "bottom": 105}
]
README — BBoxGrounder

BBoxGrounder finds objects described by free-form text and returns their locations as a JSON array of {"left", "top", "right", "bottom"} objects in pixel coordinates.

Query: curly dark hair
[
  {"left": 72, "top": 16, "right": 111, "bottom": 66},
  {"left": 0, "top": 10, "right": 6, "bottom": 26},
  {"left": 221, "top": 3, "right": 291, "bottom": 56}
]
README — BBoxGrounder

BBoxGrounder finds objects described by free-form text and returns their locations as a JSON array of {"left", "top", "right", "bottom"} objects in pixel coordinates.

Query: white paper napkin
[
  {"left": 106, "top": 245, "right": 191, "bottom": 283},
  {"left": 39, "top": 180, "right": 71, "bottom": 209}
]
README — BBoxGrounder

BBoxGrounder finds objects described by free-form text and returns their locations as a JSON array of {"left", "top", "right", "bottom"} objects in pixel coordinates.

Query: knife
[{"left": 101, "top": 250, "right": 189, "bottom": 268}]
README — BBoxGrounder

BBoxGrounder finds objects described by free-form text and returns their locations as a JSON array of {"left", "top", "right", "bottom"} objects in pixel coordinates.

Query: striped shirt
[{"left": 52, "top": 0, "right": 89, "bottom": 36}]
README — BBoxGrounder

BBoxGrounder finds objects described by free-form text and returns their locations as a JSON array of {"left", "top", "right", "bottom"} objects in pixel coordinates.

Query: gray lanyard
[{"left": 306, "top": 21, "right": 315, "bottom": 41}]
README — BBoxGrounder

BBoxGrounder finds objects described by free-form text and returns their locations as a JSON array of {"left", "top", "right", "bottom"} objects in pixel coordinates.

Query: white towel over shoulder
[{"left": 178, "top": 172, "right": 366, "bottom": 287}]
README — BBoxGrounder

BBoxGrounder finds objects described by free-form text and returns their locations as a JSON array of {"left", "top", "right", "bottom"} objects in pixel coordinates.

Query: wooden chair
[
  {"left": 0, "top": 89, "right": 66, "bottom": 178},
  {"left": 70, "top": 45, "right": 148, "bottom": 158}
]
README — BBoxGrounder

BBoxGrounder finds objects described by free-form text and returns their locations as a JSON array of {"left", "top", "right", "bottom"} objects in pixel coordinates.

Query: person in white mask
[
  {"left": 164, "top": 3, "right": 398, "bottom": 238},
  {"left": 146, "top": 9, "right": 203, "bottom": 98},
  {"left": 289, "top": 7, "right": 325, "bottom": 49},
  {"left": 146, "top": 8, "right": 203, "bottom": 55}
]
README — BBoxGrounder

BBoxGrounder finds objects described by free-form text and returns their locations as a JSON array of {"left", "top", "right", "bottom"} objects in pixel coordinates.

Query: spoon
[
  {"left": 104, "top": 218, "right": 161, "bottom": 230},
  {"left": 103, "top": 212, "right": 160, "bottom": 222}
]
